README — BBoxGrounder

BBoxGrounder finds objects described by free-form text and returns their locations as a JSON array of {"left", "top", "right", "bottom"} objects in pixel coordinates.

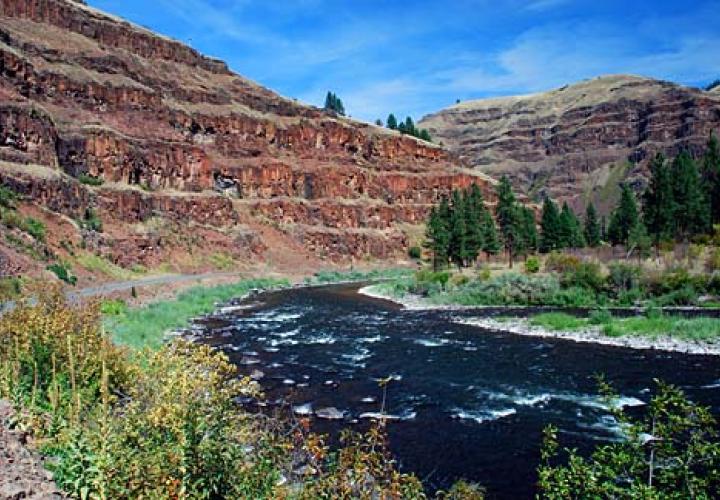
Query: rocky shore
[{"left": 359, "top": 286, "right": 720, "bottom": 356}]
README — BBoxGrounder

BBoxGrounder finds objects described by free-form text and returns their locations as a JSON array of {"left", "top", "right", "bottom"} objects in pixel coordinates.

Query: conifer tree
[
  {"left": 480, "top": 209, "right": 500, "bottom": 260},
  {"left": 386, "top": 114, "right": 398, "bottom": 130},
  {"left": 464, "top": 185, "right": 486, "bottom": 264},
  {"left": 608, "top": 184, "right": 639, "bottom": 245},
  {"left": 404, "top": 117, "right": 416, "bottom": 136},
  {"left": 584, "top": 203, "right": 601, "bottom": 247},
  {"left": 539, "top": 197, "right": 561, "bottom": 253},
  {"left": 702, "top": 133, "right": 720, "bottom": 225},
  {"left": 323, "top": 92, "right": 345, "bottom": 115},
  {"left": 643, "top": 153, "right": 675, "bottom": 245},
  {"left": 424, "top": 201, "right": 450, "bottom": 271},
  {"left": 671, "top": 151, "right": 710, "bottom": 239},
  {"left": 519, "top": 206, "right": 538, "bottom": 256},
  {"left": 419, "top": 129, "right": 432, "bottom": 142},
  {"left": 558, "top": 202, "right": 574, "bottom": 248},
  {"left": 449, "top": 189, "right": 470, "bottom": 268},
  {"left": 495, "top": 176, "right": 521, "bottom": 267}
]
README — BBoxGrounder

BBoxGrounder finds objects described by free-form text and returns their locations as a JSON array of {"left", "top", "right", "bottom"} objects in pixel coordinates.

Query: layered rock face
[
  {"left": 0, "top": 0, "right": 494, "bottom": 262},
  {"left": 420, "top": 75, "right": 720, "bottom": 212}
]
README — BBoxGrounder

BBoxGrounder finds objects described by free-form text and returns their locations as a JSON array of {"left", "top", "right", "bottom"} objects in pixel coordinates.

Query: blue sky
[{"left": 89, "top": 0, "right": 720, "bottom": 122}]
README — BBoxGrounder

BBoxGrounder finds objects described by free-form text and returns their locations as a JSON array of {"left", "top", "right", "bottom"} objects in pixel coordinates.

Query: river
[{"left": 193, "top": 283, "right": 720, "bottom": 499}]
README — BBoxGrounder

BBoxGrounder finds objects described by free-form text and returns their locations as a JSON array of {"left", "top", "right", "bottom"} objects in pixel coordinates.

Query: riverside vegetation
[{"left": 2, "top": 282, "right": 719, "bottom": 497}]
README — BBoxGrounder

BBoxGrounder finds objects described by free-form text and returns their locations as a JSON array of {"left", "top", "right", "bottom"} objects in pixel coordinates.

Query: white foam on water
[
  {"left": 283, "top": 379, "right": 296, "bottom": 385},
  {"left": 361, "top": 396, "right": 377, "bottom": 403},
  {"left": 701, "top": 380, "right": 720, "bottom": 389},
  {"left": 292, "top": 403, "right": 313, "bottom": 416},
  {"left": 357, "top": 335, "right": 387, "bottom": 344},
  {"left": 513, "top": 394, "right": 553, "bottom": 406},
  {"left": 273, "top": 329, "right": 300, "bottom": 338},
  {"left": 305, "top": 334, "right": 337, "bottom": 345},
  {"left": 264, "top": 347, "right": 280, "bottom": 353},
  {"left": 413, "top": 338, "right": 451, "bottom": 347},
  {"left": 268, "top": 338, "right": 299, "bottom": 347},
  {"left": 358, "top": 409, "right": 417, "bottom": 421},
  {"left": 452, "top": 408, "right": 517, "bottom": 424}
]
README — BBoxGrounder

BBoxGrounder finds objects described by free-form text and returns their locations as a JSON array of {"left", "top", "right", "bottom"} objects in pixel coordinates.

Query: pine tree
[
  {"left": 449, "top": 189, "right": 470, "bottom": 268},
  {"left": 642, "top": 153, "right": 675, "bottom": 245},
  {"left": 671, "top": 151, "right": 710, "bottom": 239},
  {"left": 557, "top": 202, "right": 574, "bottom": 248},
  {"left": 628, "top": 221, "right": 652, "bottom": 261},
  {"left": 419, "top": 129, "right": 432, "bottom": 142},
  {"left": 375, "top": 119, "right": 383, "bottom": 127},
  {"left": 539, "top": 197, "right": 561, "bottom": 253},
  {"left": 702, "top": 133, "right": 720, "bottom": 225},
  {"left": 323, "top": 92, "right": 345, "bottom": 115},
  {"left": 584, "top": 203, "right": 601, "bottom": 247},
  {"left": 480, "top": 209, "right": 500, "bottom": 260},
  {"left": 519, "top": 206, "right": 538, "bottom": 256},
  {"left": 495, "top": 176, "right": 521, "bottom": 267},
  {"left": 424, "top": 202, "right": 450, "bottom": 271},
  {"left": 387, "top": 114, "right": 398, "bottom": 130},
  {"left": 404, "top": 117, "right": 416, "bottom": 136},
  {"left": 608, "top": 184, "right": 639, "bottom": 245},
  {"left": 464, "top": 185, "right": 486, "bottom": 264}
]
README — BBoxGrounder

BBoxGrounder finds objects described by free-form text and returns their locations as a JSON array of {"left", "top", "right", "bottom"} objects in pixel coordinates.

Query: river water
[{"left": 194, "top": 284, "right": 720, "bottom": 499}]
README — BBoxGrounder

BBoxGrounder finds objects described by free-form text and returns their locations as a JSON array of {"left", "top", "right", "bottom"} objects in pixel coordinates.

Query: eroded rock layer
[
  {"left": 420, "top": 75, "right": 720, "bottom": 212},
  {"left": 0, "top": 0, "right": 494, "bottom": 261}
]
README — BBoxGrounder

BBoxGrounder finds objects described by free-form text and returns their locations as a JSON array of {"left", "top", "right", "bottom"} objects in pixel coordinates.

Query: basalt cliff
[
  {"left": 0, "top": 0, "right": 494, "bottom": 280},
  {"left": 420, "top": 75, "right": 720, "bottom": 213}
]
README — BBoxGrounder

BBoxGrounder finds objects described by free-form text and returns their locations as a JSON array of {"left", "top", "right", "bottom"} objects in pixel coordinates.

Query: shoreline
[{"left": 358, "top": 285, "right": 720, "bottom": 356}]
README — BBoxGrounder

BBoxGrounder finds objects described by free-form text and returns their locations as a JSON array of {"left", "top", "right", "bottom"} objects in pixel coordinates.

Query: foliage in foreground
[
  {"left": 539, "top": 381, "right": 720, "bottom": 498},
  {"left": 1, "top": 293, "right": 477, "bottom": 499}
]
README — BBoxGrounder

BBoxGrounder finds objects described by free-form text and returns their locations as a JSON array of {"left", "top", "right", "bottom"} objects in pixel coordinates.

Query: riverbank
[{"left": 359, "top": 285, "right": 720, "bottom": 356}]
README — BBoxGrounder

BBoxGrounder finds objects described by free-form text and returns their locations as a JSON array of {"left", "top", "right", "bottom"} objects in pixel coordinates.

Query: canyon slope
[
  {"left": 0, "top": 0, "right": 494, "bottom": 282},
  {"left": 420, "top": 75, "right": 720, "bottom": 212}
]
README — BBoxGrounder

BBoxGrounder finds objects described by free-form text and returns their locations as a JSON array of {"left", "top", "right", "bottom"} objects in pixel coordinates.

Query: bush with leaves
[
  {"left": 524, "top": 256, "right": 541, "bottom": 274},
  {"left": 538, "top": 380, "right": 720, "bottom": 498}
]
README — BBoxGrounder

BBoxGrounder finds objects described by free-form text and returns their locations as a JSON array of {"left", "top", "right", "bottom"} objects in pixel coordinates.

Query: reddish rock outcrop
[
  {"left": 420, "top": 75, "right": 720, "bottom": 212},
  {"left": 0, "top": 0, "right": 494, "bottom": 261}
]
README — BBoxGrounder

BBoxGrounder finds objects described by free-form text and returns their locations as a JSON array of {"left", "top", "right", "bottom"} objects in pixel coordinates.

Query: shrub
[
  {"left": 707, "top": 247, "right": 720, "bottom": 273},
  {"left": 525, "top": 256, "right": 540, "bottom": 274},
  {"left": 413, "top": 270, "right": 451, "bottom": 294},
  {"left": 607, "top": 262, "right": 642, "bottom": 293},
  {"left": 560, "top": 261, "right": 604, "bottom": 292},
  {"left": 24, "top": 217, "right": 46, "bottom": 242},
  {"left": 477, "top": 266, "right": 491, "bottom": 281},
  {"left": 78, "top": 173, "right": 104, "bottom": 186},
  {"left": 0, "top": 277, "right": 22, "bottom": 300},
  {"left": 47, "top": 262, "right": 78, "bottom": 285},
  {"left": 545, "top": 252, "right": 581, "bottom": 273},
  {"left": 538, "top": 381, "right": 720, "bottom": 498},
  {"left": 588, "top": 308, "right": 612, "bottom": 325},
  {"left": 0, "top": 185, "right": 17, "bottom": 208},
  {"left": 82, "top": 208, "right": 103, "bottom": 232},
  {"left": 408, "top": 245, "right": 422, "bottom": 259}
]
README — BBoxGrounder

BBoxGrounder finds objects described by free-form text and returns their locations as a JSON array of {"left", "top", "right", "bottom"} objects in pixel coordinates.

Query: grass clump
[
  {"left": 47, "top": 262, "right": 77, "bottom": 285},
  {"left": 529, "top": 311, "right": 720, "bottom": 342},
  {"left": 78, "top": 173, "right": 104, "bottom": 186},
  {"left": 106, "top": 278, "right": 289, "bottom": 349},
  {"left": 308, "top": 268, "right": 413, "bottom": 285}
]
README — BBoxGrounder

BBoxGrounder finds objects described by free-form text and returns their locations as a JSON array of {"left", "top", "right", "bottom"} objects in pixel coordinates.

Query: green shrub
[
  {"left": 0, "top": 185, "right": 17, "bottom": 208},
  {"left": 0, "top": 277, "right": 22, "bottom": 300},
  {"left": 82, "top": 208, "right": 103, "bottom": 232},
  {"left": 525, "top": 256, "right": 540, "bottom": 274},
  {"left": 477, "top": 266, "right": 491, "bottom": 281},
  {"left": 24, "top": 217, "right": 46, "bottom": 242},
  {"left": 100, "top": 299, "right": 127, "bottom": 316},
  {"left": 561, "top": 261, "right": 604, "bottom": 292},
  {"left": 78, "top": 173, "right": 104, "bottom": 186},
  {"left": 47, "top": 262, "right": 78, "bottom": 285},
  {"left": 408, "top": 245, "right": 422, "bottom": 259},
  {"left": 607, "top": 262, "right": 642, "bottom": 293},
  {"left": 545, "top": 252, "right": 581, "bottom": 273},
  {"left": 588, "top": 308, "right": 613, "bottom": 325}
]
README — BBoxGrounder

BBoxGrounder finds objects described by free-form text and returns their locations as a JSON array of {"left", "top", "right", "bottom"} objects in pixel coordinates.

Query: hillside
[
  {"left": 0, "top": 0, "right": 495, "bottom": 283},
  {"left": 420, "top": 75, "right": 720, "bottom": 212}
]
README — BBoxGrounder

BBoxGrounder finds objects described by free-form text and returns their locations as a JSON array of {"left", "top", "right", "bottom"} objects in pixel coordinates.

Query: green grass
[
  {"left": 530, "top": 312, "right": 720, "bottom": 342},
  {"left": 105, "top": 278, "right": 288, "bottom": 350},
  {"left": 307, "top": 268, "right": 413, "bottom": 285},
  {"left": 74, "top": 252, "right": 138, "bottom": 280}
]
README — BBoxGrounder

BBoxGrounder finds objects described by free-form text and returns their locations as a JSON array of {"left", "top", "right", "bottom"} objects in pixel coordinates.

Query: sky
[{"left": 89, "top": 0, "right": 720, "bottom": 123}]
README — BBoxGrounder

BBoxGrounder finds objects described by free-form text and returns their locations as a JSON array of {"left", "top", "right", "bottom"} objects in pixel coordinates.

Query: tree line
[
  {"left": 385, "top": 114, "right": 432, "bottom": 142},
  {"left": 424, "top": 177, "right": 537, "bottom": 269},
  {"left": 424, "top": 134, "right": 720, "bottom": 268},
  {"left": 324, "top": 91, "right": 345, "bottom": 116}
]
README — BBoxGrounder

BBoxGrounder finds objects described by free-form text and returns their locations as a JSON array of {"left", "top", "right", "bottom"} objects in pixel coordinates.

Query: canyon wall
[
  {"left": 420, "top": 75, "right": 720, "bottom": 213},
  {"left": 0, "top": 0, "right": 495, "bottom": 263}
]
